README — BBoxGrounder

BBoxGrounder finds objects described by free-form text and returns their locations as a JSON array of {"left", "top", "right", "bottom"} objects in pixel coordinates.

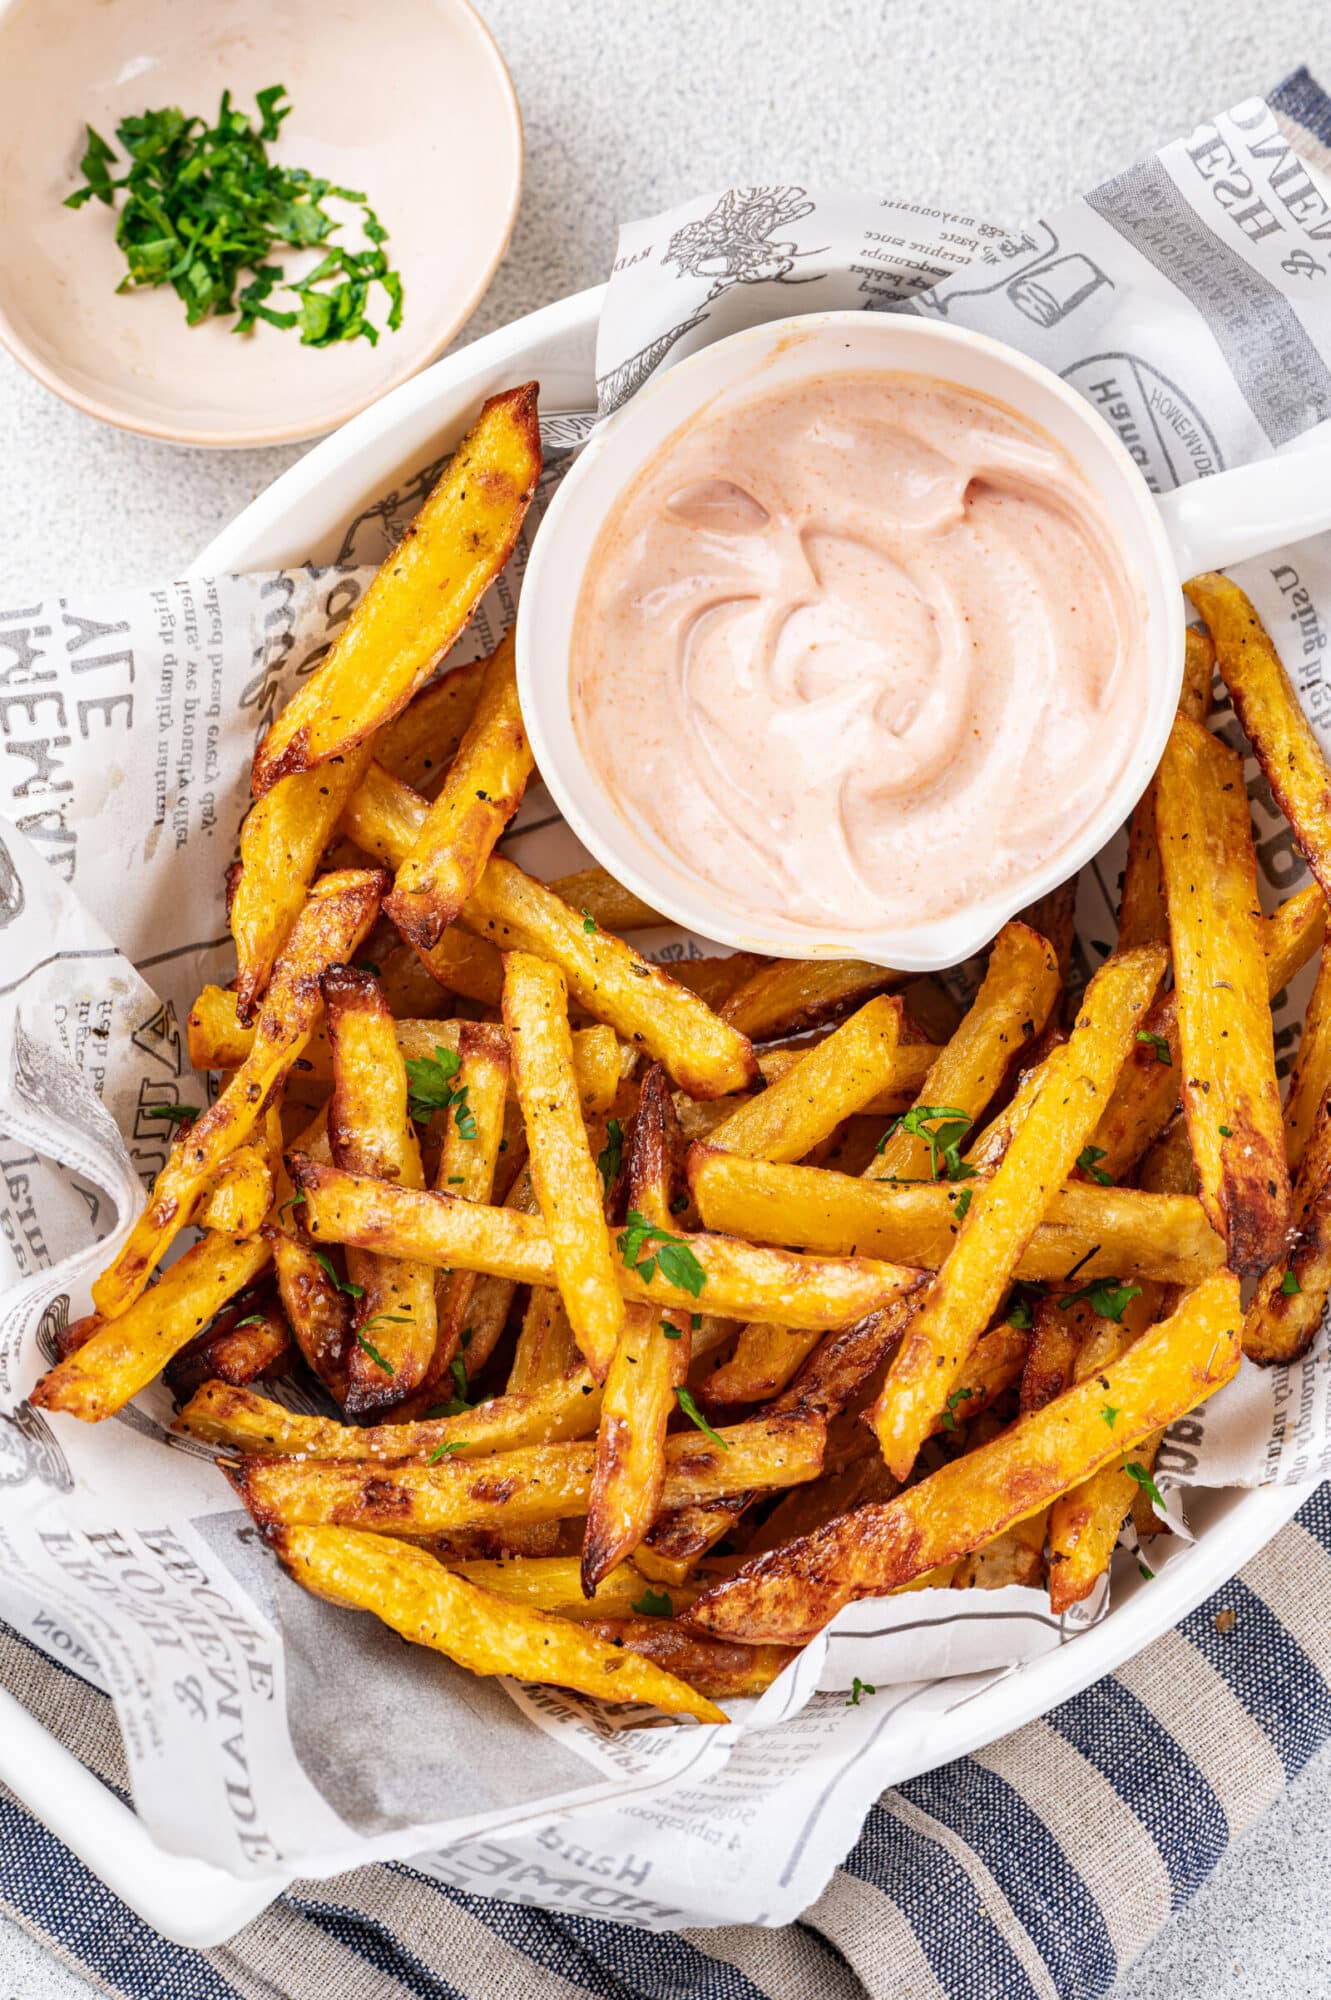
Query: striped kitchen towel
[{"left": 0, "top": 1480, "right": 1327, "bottom": 2000}]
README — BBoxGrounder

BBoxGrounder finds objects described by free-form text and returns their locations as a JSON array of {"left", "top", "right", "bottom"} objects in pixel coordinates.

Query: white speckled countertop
[{"left": 3, "top": 0, "right": 1330, "bottom": 1991}]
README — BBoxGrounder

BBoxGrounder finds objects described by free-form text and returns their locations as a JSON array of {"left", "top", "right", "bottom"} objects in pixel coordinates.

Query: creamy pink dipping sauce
[{"left": 569, "top": 370, "right": 1148, "bottom": 935}]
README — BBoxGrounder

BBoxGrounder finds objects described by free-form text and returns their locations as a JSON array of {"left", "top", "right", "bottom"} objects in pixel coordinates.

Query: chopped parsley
[
  {"left": 233, "top": 1314, "right": 266, "bottom": 1330},
  {"left": 1282, "top": 1269, "right": 1302, "bottom": 1296},
  {"left": 617, "top": 1209, "right": 707, "bottom": 1298},
  {"left": 1101, "top": 1404, "right": 1120, "bottom": 1428},
  {"left": 429, "top": 1440, "right": 465, "bottom": 1463},
  {"left": 1076, "top": 1144, "right": 1112, "bottom": 1186},
  {"left": 1005, "top": 1284, "right": 1040, "bottom": 1332},
  {"left": 631, "top": 1586, "right": 673, "bottom": 1617},
  {"left": 1059, "top": 1276, "right": 1141, "bottom": 1323},
  {"left": 940, "top": 1385, "right": 974, "bottom": 1432},
  {"left": 313, "top": 1251, "right": 364, "bottom": 1299},
  {"left": 145, "top": 1103, "right": 199, "bottom": 1126},
  {"left": 847, "top": 1676, "right": 876, "bottom": 1706},
  {"left": 1125, "top": 1460, "right": 1166, "bottom": 1513},
  {"left": 582, "top": 909, "right": 598, "bottom": 934},
  {"left": 1135, "top": 1030, "right": 1172, "bottom": 1066},
  {"left": 951, "top": 1187, "right": 973, "bottom": 1223},
  {"left": 660, "top": 1319, "right": 682, "bottom": 1340},
  {"left": 278, "top": 1189, "right": 307, "bottom": 1219},
  {"left": 354, "top": 1330, "right": 394, "bottom": 1374},
  {"left": 406, "top": 1044, "right": 475, "bottom": 1136},
  {"left": 876, "top": 1104, "right": 975, "bottom": 1181},
  {"left": 596, "top": 1117, "right": 624, "bottom": 1200},
  {"left": 66, "top": 86, "right": 404, "bottom": 346},
  {"left": 1218, "top": 1124, "right": 1233, "bottom": 1138},
  {"left": 676, "top": 1386, "right": 727, "bottom": 1446}
]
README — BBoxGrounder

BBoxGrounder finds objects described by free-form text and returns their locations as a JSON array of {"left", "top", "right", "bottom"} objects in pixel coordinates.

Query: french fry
[
  {"left": 1016, "top": 879, "right": 1077, "bottom": 993},
  {"left": 719, "top": 958, "right": 901, "bottom": 1042},
  {"left": 376, "top": 656, "right": 487, "bottom": 792},
  {"left": 233, "top": 1412, "right": 825, "bottom": 1538},
  {"left": 446, "top": 1556, "right": 694, "bottom": 1621},
  {"left": 324, "top": 967, "right": 438, "bottom": 1410},
  {"left": 706, "top": 996, "right": 904, "bottom": 1163},
  {"left": 33, "top": 1232, "right": 272, "bottom": 1421},
  {"left": 291, "top": 1157, "right": 924, "bottom": 1329},
  {"left": 547, "top": 869, "right": 665, "bottom": 935},
  {"left": 1020, "top": 1293, "right": 1096, "bottom": 1416},
  {"left": 385, "top": 633, "right": 533, "bottom": 950},
  {"left": 868, "top": 925, "right": 1058, "bottom": 1183},
  {"left": 964, "top": 1028, "right": 1065, "bottom": 1172},
  {"left": 688, "top": 1272, "right": 1241, "bottom": 1644},
  {"left": 1135, "top": 1115, "right": 1198, "bottom": 1197},
  {"left": 1044, "top": 1294, "right": 1160, "bottom": 1611},
  {"left": 1117, "top": 624, "right": 1215, "bottom": 951},
  {"left": 952, "top": 1512, "right": 1049, "bottom": 1590},
  {"left": 627, "top": 1063, "right": 687, "bottom": 1225},
  {"left": 95, "top": 870, "right": 384, "bottom": 1318},
  {"left": 1090, "top": 882, "right": 1326, "bottom": 1179},
  {"left": 1186, "top": 570, "right": 1331, "bottom": 898},
  {"left": 271, "top": 1526, "right": 724, "bottom": 1722},
  {"left": 430, "top": 1023, "right": 510, "bottom": 1380},
  {"left": 1284, "top": 942, "right": 1331, "bottom": 1175},
  {"left": 674, "top": 1041, "right": 940, "bottom": 1146},
  {"left": 1243, "top": 1086, "right": 1331, "bottom": 1365},
  {"left": 1157, "top": 712, "right": 1291, "bottom": 1275},
  {"left": 174, "top": 1366, "right": 604, "bottom": 1458},
  {"left": 507, "top": 1288, "right": 579, "bottom": 1394},
  {"left": 265, "top": 1226, "right": 351, "bottom": 1404},
  {"left": 703, "top": 1321, "right": 825, "bottom": 1407},
  {"left": 579, "top": 1619, "right": 794, "bottom": 1699},
  {"left": 583, "top": 1303, "right": 677, "bottom": 1593},
  {"left": 687, "top": 1147, "right": 1224, "bottom": 1286},
  {"left": 229, "top": 753, "right": 377, "bottom": 1019},
  {"left": 163, "top": 1291, "right": 292, "bottom": 1403},
  {"left": 504, "top": 951, "right": 625, "bottom": 1379},
  {"left": 195, "top": 1145, "right": 273, "bottom": 1237},
  {"left": 253, "top": 387, "right": 541, "bottom": 791},
  {"left": 868, "top": 946, "right": 1167, "bottom": 1480},
  {"left": 667, "top": 953, "right": 771, "bottom": 1010},
  {"left": 468, "top": 858, "right": 756, "bottom": 1098}
]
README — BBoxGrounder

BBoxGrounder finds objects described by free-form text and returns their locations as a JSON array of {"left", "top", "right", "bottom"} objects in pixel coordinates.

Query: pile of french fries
[{"left": 30, "top": 381, "right": 1331, "bottom": 1724}]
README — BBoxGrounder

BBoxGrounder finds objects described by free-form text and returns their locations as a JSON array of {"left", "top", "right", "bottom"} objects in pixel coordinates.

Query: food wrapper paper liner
[{"left": 3, "top": 75, "right": 1331, "bottom": 1928}]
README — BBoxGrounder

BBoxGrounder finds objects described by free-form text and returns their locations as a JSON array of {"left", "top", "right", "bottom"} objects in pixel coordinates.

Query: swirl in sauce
[{"left": 570, "top": 371, "right": 1147, "bottom": 934}]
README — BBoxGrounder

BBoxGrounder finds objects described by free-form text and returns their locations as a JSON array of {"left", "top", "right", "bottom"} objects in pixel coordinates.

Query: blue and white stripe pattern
[{"left": 1, "top": 1482, "right": 1328, "bottom": 1998}]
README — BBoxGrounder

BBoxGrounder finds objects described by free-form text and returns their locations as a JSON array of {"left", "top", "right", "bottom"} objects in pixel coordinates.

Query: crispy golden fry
[
  {"left": 703, "top": 1322, "right": 825, "bottom": 1407},
  {"left": 548, "top": 870, "right": 666, "bottom": 935},
  {"left": 867, "top": 924, "right": 1059, "bottom": 1183},
  {"left": 468, "top": 858, "right": 756, "bottom": 1098},
  {"left": 324, "top": 966, "right": 438, "bottom": 1410},
  {"left": 175, "top": 1365, "right": 604, "bottom": 1457},
  {"left": 1135, "top": 1114, "right": 1198, "bottom": 1197},
  {"left": 628, "top": 1063, "right": 687, "bottom": 1226},
  {"left": 1244, "top": 1087, "right": 1331, "bottom": 1365},
  {"left": 385, "top": 633, "right": 532, "bottom": 949},
  {"left": 1118, "top": 625, "right": 1215, "bottom": 951},
  {"left": 707, "top": 996, "right": 903, "bottom": 1164},
  {"left": 1045, "top": 1305, "right": 1148, "bottom": 1610},
  {"left": 447, "top": 1556, "right": 694, "bottom": 1621},
  {"left": 1186, "top": 570, "right": 1331, "bottom": 898},
  {"left": 505, "top": 951, "right": 626, "bottom": 1379},
  {"left": 868, "top": 946, "right": 1167, "bottom": 1480},
  {"left": 233, "top": 1411, "right": 825, "bottom": 1537},
  {"left": 229, "top": 751, "right": 377, "bottom": 1019},
  {"left": 163, "top": 1292, "right": 291, "bottom": 1403},
  {"left": 687, "top": 1146, "right": 1224, "bottom": 1286},
  {"left": 689, "top": 1272, "right": 1241, "bottom": 1644},
  {"left": 747, "top": 1452, "right": 899, "bottom": 1554},
  {"left": 507, "top": 1288, "right": 579, "bottom": 1394},
  {"left": 676, "top": 1042, "right": 940, "bottom": 1145},
  {"left": 964, "top": 1029, "right": 1065, "bottom": 1172},
  {"left": 377, "top": 657, "right": 486, "bottom": 793},
  {"left": 253, "top": 387, "right": 541, "bottom": 791},
  {"left": 667, "top": 953, "right": 771, "bottom": 1009},
  {"left": 719, "top": 958, "right": 902, "bottom": 1042},
  {"left": 1157, "top": 712, "right": 1291, "bottom": 1275},
  {"left": 952, "top": 1512, "right": 1049, "bottom": 1590},
  {"left": 584, "top": 1304, "right": 676, "bottom": 1592},
  {"left": 196, "top": 1145, "right": 273, "bottom": 1237},
  {"left": 272, "top": 1526, "right": 724, "bottom": 1723},
  {"left": 265, "top": 1225, "right": 351, "bottom": 1403},
  {"left": 1090, "top": 883, "right": 1326, "bottom": 1180},
  {"left": 95, "top": 870, "right": 383, "bottom": 1318},
  {"left": 293, "top": 1157, "right": 923, "bottom": 1329},
  {"left": 33, "top": 1232, "right": 272, "bottom": 1421},
  {"left": 580, "top": 1618, "right": 793, "bottom": 1698},
  {"left": 1284, "top": 943, "right": 1331, "bottom": 1175},
  {"left": 1020, "top": 1294, "right": 1094, "bottom": 1416},
  {"left": 430, "top": 1022, "right": 510, "bottom": 1380}
]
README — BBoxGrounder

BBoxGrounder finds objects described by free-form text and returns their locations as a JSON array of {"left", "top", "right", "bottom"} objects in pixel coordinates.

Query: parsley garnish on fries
[
  {"left": 405, "top": 1044, "right": 476, "bottom": 1136},
  {"left": 676, "top": 1386, "right": 726, "bottom": 1446},
  {"left": 596, "top": 1117, "right": 624, "bottom": 1199},
  {"left": 875, "top": 1104, "right": 976, "bottom": 1181},
  {"left": 617, "top": 1210, "right": 707, "bottom": 1297}
]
